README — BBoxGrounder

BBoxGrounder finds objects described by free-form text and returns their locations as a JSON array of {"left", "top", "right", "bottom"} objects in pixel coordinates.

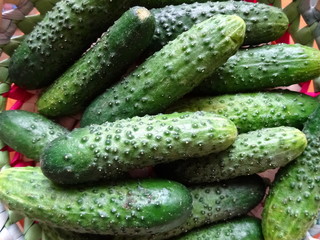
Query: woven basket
[{"left": 0, "top": 0, "right": 320, "bottom": 239}]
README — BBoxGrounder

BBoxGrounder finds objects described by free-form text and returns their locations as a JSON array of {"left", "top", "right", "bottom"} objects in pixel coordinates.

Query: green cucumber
[
  {"left": 172, "top": 216, "right": 263, "bottom": 240},
  {"left": 9, "top": 0, "right": 133, "bottom": 90},
  {"left": 155, "top": 126, "right": 307, "bottom": 183},
  {"left": 194, "top": 44, "right": 320, "bottom": 94},
  {"left": 0, "top": 167, "right": 192, "bottom": 236},
  {"left": 137, "top": 0, "right": 237, "bottom": 8},
  {"left": 113, "top": 175, "right": 266, "bottom": 240},
  {"left": 0, "top": 110, "right": 68, "bottom": 160},
  {"left": 166, "top": 91, "right": 319, "bottom": 133},
  {"left": 41, "top": 112, "right": 237, "bottom": 184},
  {"left": 149, "top": 1, "right": 288, "bottom": 52},
  {"left": 262, "top": 106, "right": 320, "bottom": 240},
  {"left": 36, "top": 7, "right": 155, "bottom": 117},
  {"left": 80, "top": 14, "right": 245, "bottom": 126}
]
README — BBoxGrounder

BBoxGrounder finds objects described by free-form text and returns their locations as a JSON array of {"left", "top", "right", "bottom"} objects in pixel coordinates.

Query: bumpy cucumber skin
[
  {"left": 150, "top": 1, "right": 288, "bottom": 52},
  {"left": 41, "top": 112, "right": 237, "bottom": 184},
  {"left": 113, "top": 175, "right": 266, "bottom": 240},
  {"left": 0, "top": 167, "right": 192, "bottom": 236},
  {"left": 36, "top": 7, "right": 155, "bottom": 117},
  {"left": 0, "top": 110, "right": 68, "bottom": 160},
  {"left": 195, "top": 44, "right": 320, "bottom": 94},
  {"left": 156, "top": 126, "right": 307, "bottom": 183},
  {"left": 9, "top": 0, "right": 133, "bottom": 90},
  {"left": 166, "top": 91, "right": 319, "bottom": 133},
  {"left": 172, "top": 217, "right": 263, "bottom": 240},
  {"left": 40, "top": 224, "right": 108, "bottom": 240},
  {"left": 262, "top": 106, "right": 320, "bottom": 240},
  {"left": 80, "top": 14, "right": 245, "bottom": 126}
]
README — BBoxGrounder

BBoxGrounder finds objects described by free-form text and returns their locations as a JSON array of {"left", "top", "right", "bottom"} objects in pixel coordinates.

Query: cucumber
[
  {"left": 0, "top": 110, "right": 68, "bottom": 160},
  {"left": 172, "top": 216, "right": 263, "bottom": 240},
  {"left": 166, "top": 91, "right": 319, "bottom": 133},
  {"left": 194, "top": 44, "right": 320, "bottom": 94},
  {"left": 0, "top": 167, "right": 192, "bottom": 236},
  {"left": 41, "top": 112, "right": 237, "bottom": 184},
  {"left": 262, "top": 106, "right": 320, "bottom": 240},
  {"left": 36, "top": 7, "right": 155, "bottom": 117},
  {"left": 155, "top": 126, "right": 307, "bottom": 183},
  {"left": 113, "top": 175, "right": 266, "bottom": 240},
  {"left": 137, "top": 0, "right": 236, "bottom": 8},
  {"left": 8, "top": 0, "right": 134, "bottom": 90},
  {"left": 80, "top": 14, "right": 246, "bottom": 126},
  {"left": 149, "top": 1, "right": 288, "bottom": 52}
]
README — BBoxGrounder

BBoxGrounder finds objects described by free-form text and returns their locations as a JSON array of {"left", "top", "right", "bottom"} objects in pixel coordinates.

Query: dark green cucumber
[
  {"left": 41, "top": 112, "right": 237, "bottom": 184},
  {"left": 172, "top": 216, "right": 263, "bottom": 240},
  {"left": 155, "top": 126, "right": 307, "bottom": 183},
  {"left": 194, "top": 44, "right": 320, "bottom": 94},
  {"left": 36, "top": 7, "right": 155, "bottom": 117},
  {"left": 262, "top": 106, "right": 320, "bottom": 240},
  {"left": 113, "top": 175, "right": 266, "bottom": 240},
  {"left": 9, "top": 0, "right": 133, "bottom": 90},
  {"left": 0, "top": 167, "right": 192, "bottom": 236},
  {"left": 0, "top": 110, "right": 68, "bottom": 160},
  {"left": 149, "top": 1, "right": 288, "bottom": 52},
  {"left": 80, "top": 14, "right": 245, "bottom": 126},
  {"left": 166, "top": 91, "right": 319, "bottom": 133}
]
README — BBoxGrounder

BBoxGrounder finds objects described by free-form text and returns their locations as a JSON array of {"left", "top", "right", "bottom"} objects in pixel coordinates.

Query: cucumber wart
[
  {"left": 80, "top": 14, "right": 246, "bottom": 126},
  {"left": 41, "top": 112, "right": 237, "bottom": 185}
]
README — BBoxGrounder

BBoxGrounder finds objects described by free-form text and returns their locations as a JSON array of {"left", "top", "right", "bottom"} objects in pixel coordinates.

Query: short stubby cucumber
[
  {"left": 194, "top": 44, "right": 320, "bottom": 94},
  {"left": 172, "top": 216, "right": 263, "bottom": 240},
  {"left": 166, "top": 91, "right": 319, "bottom": 133},
  {"left": 41, "top": 112, "right": 237, "bottom": 184},
  {"left": 0, "top": 167, "right": 192, "bottom": 236},
  {"left": 149, "top": 1, "right": 288, "bottom": 52},
  {"left": 262, "top": 106, "right": 320, "bottom": 240},
  {"left": 9, "top": 0, "right": 134, "bottom": 90},
  {"left": 0, "top": 110, "right": 68, "bottom": 160},
  {"left": 113, "top": 175, "right": 266, "bottom": 240},
  {"left": 80, "top": 14, "right": 246, "bottom": 126},
  {"left": 155, "top": 126, "right": 307, "bottom": 183},
  {"left": 36, "top": 7, "right": 155, "bottom": 117}
]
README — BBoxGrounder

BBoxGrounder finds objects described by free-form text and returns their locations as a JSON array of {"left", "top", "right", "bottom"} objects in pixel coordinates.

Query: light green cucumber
[
  {"left": 80, "top": 14, "right": 246, "bottom": 126},
  {"left": 262, "top": 106, "right": 320, "bottom": 240},
  {"left": 194, "top": 44, "right": 320, "bottom": 94},
  {"left": 0, "top": 167, "right": 192, "bottom": 236},
  {"left": 41, "top": 112, "right": 237, "bottom": 184},
  {"left": 0, "top": 110, "right": 68, "bottom": 160},
  {"left": 172, "top": 216, "right": 263, "bottom": 240},
  {"left": 113, "top": 175, "right": 266, "bottom": 240},
  {"left": 149, "top": 1, "right": 288, "bottom": 52},
  {"left": 166, "top": 91, "right": 319, "bottom": 133},
  {"left": 36, "top": 7, "right": 155, "bottom": 117},
  {"left": 155, "top": 126, "right": 307, "bottom": 183}
]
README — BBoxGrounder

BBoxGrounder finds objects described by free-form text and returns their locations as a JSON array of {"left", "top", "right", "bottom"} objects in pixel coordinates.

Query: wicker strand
[{"left": 0, "top": 203, "right": 24, "bottom": 240}]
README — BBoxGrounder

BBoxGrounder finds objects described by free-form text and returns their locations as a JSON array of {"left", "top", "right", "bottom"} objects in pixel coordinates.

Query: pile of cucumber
[{"left": 1, "top": 0, "right": 320, "bottom": 239}]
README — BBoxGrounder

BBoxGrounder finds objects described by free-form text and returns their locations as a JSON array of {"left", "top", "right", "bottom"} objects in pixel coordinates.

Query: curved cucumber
[
  {"left": 0, "top": 167, "right": 192, "bottom": 236},
  {"left": 166, "top": 91, "right": 319, "bottom": 133},
  {"left": 36, "top": 7, "right": 155, "bottom": 117},
  {"left": 0, "top": 110, "right": 68, "bottom": 160},
  {"left": 113, "top": 175, "right": 266, "bottom": 240},
  {"left": 41, "top": 112, "right": 237, "bottom": 184},
  {"left": 262, "top": 106, "right": 320, "bottom": 240},
  {"left": 172, "top": 216, "right": 263, "bottom": 240},
  {"left": 80, "top": 14, "right": 245, "bottom": 126},
  {"left": 150, "top": 1, "right": 288, "bottom": 52},
  {"left": 194, "top": 44, "right": 320, "bottom": 94},
  {"left": 156, "top": 126, "right": 307, "bottom": 183}
]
